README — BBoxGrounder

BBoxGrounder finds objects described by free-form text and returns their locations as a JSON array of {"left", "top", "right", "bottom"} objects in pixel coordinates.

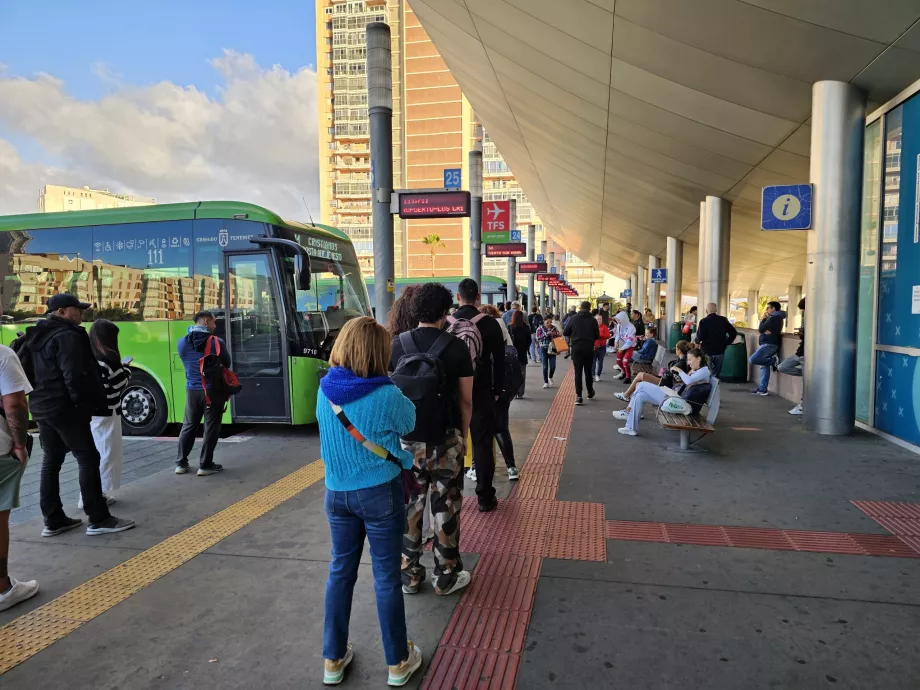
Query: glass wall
[{"left": 855, "top": 120, "right": 880, "bottom": 423}]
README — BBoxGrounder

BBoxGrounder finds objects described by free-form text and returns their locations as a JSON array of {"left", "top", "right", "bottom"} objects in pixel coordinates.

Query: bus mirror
[{"left": 295, "top": 254, "right": 311, "bottom": 291}]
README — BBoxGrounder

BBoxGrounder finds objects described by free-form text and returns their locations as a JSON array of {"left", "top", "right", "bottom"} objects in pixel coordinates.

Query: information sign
[
  {"left": 485, "top": 242, "right": 526, "bottom": 258},
  {"left": 398, "top": 191, "right": 471, "bottom": 219}
]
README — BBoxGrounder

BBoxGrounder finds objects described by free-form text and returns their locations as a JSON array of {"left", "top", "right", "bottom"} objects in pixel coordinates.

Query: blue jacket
[
  {"left": 178, "top": 327, "right": 230, "bottom": 390},
  {"left": 317, "top": 367, "right": 416, "bottom": 492},
  {"left": 758, "top": 311, "right": 786, "bottom": 346},
  {"left": 632, "top": 337, "right": 658, "bottom": 363}
]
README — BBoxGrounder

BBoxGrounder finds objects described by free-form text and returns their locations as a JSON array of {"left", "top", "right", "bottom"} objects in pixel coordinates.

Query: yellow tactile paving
[{"left": 0, "top": 459, "right": 325, "bottom": 675}]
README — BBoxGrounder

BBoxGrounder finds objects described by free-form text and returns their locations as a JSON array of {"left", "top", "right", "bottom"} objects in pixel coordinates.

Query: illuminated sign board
[
  {"left": 518, "top": 262, "right": 548, "bottom": 274},
  {"left": 485, "top": 242, "right": 526, "bottom": 258},
  {"left": 398, "top": 191, "right": 471, "bottom": 219},
  {"left": 536, "top": 273, "right": 553, "bottom": 282}
]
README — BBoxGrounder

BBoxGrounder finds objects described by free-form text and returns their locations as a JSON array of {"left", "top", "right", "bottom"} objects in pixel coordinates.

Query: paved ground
[{"left": 3, "top": 359, "right": 920, "bottom": 689}]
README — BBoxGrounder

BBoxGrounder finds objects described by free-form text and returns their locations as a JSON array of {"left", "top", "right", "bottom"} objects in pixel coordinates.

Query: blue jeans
[
  {"left": 541, "top": 347, "right": 557, "bottom": 383},
  {"left": 749, "top": 344, "right": 779, "bottom": 392},
  {"left": 324, "top": 478, "right": 408, "bottom": 666},
  {"left": 593, "top": 346, "right": 606, "bottom": 376},
  {"left": 529, "top": 337, "right": 538, "bottom": 361}
]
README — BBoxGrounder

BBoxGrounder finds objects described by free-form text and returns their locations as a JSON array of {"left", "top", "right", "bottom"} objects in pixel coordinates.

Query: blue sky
[{"left": 0, "top": 0, "right": 317, "bottom": 99}]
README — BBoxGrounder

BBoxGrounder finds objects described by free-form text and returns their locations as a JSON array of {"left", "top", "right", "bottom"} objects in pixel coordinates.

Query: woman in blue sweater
[{"left": 316, "top": 317, "right": 422, "bottom": 687}]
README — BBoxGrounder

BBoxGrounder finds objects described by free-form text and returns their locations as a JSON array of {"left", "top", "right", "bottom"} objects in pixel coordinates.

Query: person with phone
[{"left": 87, "top": 319, "right": 132, "bottom": 508}]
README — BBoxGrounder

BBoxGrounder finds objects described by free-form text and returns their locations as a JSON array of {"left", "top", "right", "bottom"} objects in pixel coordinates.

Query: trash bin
[
  {"left": 719, "top": 335, "right": 748, "bottom": 383},
  {"left": 668, "top": 322, "right": 683, "bottom": 350}
]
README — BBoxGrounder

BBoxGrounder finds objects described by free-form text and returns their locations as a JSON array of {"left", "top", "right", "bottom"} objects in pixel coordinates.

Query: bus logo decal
[{"left": 219, "top": 228, "right": 229, "bottom": 247}]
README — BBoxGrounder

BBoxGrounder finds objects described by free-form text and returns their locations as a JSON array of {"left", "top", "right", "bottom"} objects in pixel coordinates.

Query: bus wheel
[{"left": 121, "top": 371, "right": 168, "bottom": 437}]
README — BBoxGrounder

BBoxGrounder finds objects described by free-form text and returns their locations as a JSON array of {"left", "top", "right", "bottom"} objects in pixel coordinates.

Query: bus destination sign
[
  {"left": 518, "top": 262, "right": 548, "bottom": 274},
  {"left": 398, "top": 191, "right": 471, "bottom": 219},
  {"left": 485, "top": 242, "right": 526, "bottom": 258}
]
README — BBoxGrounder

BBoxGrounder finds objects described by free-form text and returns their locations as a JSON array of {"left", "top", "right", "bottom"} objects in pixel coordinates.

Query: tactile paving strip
[
  {"left": 0, "top": 459, "right": 326, "bottom": 675},
  {"left": 605, "top": 520, "right": 920, "bottom": 558},
  {"left": 545, "top": 501, "right": 607, "bottom": 561},
  {"left": 851, "top": 500, "right": 920, "bottom": 556}
]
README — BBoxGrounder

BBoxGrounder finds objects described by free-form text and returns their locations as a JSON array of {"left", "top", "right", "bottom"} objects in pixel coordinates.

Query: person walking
[
  {"left": 391, "top": 283, "right": 473, "bottom": 595},
  {"left": 592, "top": 314, "right": 610, "bottom": 382},
  {"left": 176, "top": 311, "right": 230, "bottom": 476},
  {"left": 502, "top": 300, "right": 519, "bottom": 328},
  {"left": 84, "top": 319, "right": 131, "bottom": 508},
  {"left": 0, "top": 335, "right": 39, "bottom": 611},
  {"left": 535, "top": 316, "right": 560, "bottom": 388},
  {"left": 694, "top": 303, "right": 737, "bottom": 378},
  {"left": 508, "top": 310, "right": 531, "bottom": 399},
  {"left": 23, "top": 294, "right": 135, "bottom": 536},
  {"left": 612, "top": 311, "right": 638, "bottom": 384},
  {"left": 317, "top": 317, "right": 423, "bottom": 687},
  {"left": 564, "top": 301, "right": 600, "bottom": 405},
  {"left": 528, "top": 306, "right": 543, "bottom": 363},
  {"left": 777, "top": 298, "right": 806, "bottom": 415},
  {"left": 480, "top": 306, "right": 519, "bottom": 481},
  {"left": 749, "top": 301, "right": 786, "bottom": 396},
  {"left": 453, "top": 279, "right": 504, "bottom": 513}
]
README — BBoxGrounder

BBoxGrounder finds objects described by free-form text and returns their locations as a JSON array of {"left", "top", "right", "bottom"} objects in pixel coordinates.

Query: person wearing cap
[{"left": 21, "top": 294, "right": 135, "bottom": 536}]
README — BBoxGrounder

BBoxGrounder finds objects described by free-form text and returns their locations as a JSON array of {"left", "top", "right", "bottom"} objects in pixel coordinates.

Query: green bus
[{"left": 0, "top": 201, "right": 371, "bottom": 436}]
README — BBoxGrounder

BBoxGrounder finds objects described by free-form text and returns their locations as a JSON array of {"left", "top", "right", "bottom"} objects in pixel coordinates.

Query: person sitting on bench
[
  {"left": 631, "top": 326, "right": 659, "bottom": 365},
  {"left": 616, "top": 340, "right": 690, "bottom": 402},
  {"left": 612, "top": 348, "right": 711, "bottom": 437}
]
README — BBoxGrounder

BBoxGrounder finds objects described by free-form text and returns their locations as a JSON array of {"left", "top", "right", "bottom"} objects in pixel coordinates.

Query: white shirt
[{"left": 0, "top": 344, "right": 33, "bottom": 456}]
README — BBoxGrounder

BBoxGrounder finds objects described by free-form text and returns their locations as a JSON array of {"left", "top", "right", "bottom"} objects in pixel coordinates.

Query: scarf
[{"left": 320, "top": 366, "right": 393, "bottom": 405}]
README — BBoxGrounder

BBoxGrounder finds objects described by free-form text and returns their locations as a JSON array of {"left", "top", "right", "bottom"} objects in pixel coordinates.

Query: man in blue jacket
[
  {"left": 176, "top": 311, "right": 231, "bottom": 476},
  {"left": 749, "top": 301, "right": 785, "bottom": 396}
]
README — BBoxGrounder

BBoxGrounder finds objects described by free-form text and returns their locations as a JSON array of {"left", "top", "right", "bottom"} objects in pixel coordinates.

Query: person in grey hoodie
[{"left": 749, "top": 301, "right": 785, "bottom": 396}]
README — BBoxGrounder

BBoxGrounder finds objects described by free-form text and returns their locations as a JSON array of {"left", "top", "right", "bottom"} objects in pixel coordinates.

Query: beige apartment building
[{"left": 39, "top": 185, "right": 155, "bottom": 213}]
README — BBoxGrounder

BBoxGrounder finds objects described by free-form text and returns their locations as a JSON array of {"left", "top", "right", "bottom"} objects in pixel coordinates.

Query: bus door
[{"left": 224, "top": 252, "right": 290, "bottom": 422}]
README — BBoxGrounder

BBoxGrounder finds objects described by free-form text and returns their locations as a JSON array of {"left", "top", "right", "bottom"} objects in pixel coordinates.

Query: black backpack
[
  {"left": 9, "top": 330, "right": 35, "bottom": 384},
  {"left": 391, "top": 330, "right": 452, "bottom": 444},
  {"left": 501, "top": 345, "right": 524, "bottom": 398}
]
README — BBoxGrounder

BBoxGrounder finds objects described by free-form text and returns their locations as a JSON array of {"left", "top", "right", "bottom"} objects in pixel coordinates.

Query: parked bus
[
  {"left": 365, "top": 275, "right": 509, "bottom": 305},
  {"left": 0, "top": 201, "right": 371, "bottom": 436}
]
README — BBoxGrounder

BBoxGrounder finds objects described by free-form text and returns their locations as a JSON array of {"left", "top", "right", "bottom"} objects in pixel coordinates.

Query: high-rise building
[{"left": 39, "top": 185, "right": 156, "bottom": 213}]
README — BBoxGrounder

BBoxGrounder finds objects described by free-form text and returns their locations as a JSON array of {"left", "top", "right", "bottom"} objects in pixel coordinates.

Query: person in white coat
[{"left": 82, "top": 320, "right": 131, "bottom": 508}]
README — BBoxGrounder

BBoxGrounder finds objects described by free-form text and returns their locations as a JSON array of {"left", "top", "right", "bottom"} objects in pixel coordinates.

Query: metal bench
[
  {"left": 630, "top": 342, "right": 667, "bottom": 377},
  {"left": 656, "top": 377, "right": 721, "bottom": 453}
]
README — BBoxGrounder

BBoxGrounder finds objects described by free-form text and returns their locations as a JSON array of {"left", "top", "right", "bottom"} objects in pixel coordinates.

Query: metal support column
[
  {"left": 629, "top": 273, "right": 637, "bottom": 308},
  {"left": 665, "top": 237, "right": 683, "bottom": 327},
  {"left": 527, "top": 225, "right": 536, "bottom": 312},
  {"left": 469, "top": 125, "right": 483, "bottom": 288},
  {"left": 367, "top": 22, "right": 394, "bottom": 324},
  {"left": 697, "top": 200, "right": 708, "bottom": 306},
  {"left": 648, "top": 254, "right": 659, "bottom": 317},
  {"left": 539, "top": 240, "right": 547, "bottom": 310},
  {"left": 637, "top": 265, "right": 647, "bottom": 314},
  {"left": 787, "top": 285, "right": 802, "bottom": 330},
  {"left": 557, "top": 258, "right": 565, "bottom": 312},
  {"left": 548, "top": 250, "right": 556, "bottom": 311},
  {"left": 506, "top": 199, "right": 517, "bottom": 304},
  {"left": 700, "top": 196, "right": 731, "bottom": 315},
  {"left": 804, "top": 81, "right": 866, "bottom": 436}
]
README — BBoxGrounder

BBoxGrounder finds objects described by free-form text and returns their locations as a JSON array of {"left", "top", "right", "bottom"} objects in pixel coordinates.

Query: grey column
[
  {"left": 700, "top": 196, "right": 731, "bottom": 315},
  {"left": 548, "top": 250, "right": 556, "bottom": 311},
  {"left": 665, "top": 236, "right": 683, "bottom": 326},
  {"left": 526, "top": 225, "right": 536, "bottom": 311},
  {"left": 648, "top": 254, "right": 659, "bottom": 317},
  {"left": 629, "top": 273, "right": 637, "bottom": 307},
  {"left": 540, "top": 240, "right": 547, "bottom": 309},
  {"left": 636, "top": 265, "right": 647, "bottom": 314},
  {"left": 804, "top": 81, "right": 866, "bottom": 436},
  {"left": 469, "top": 125, "right": 483, "bottom": 288},
  {"left": 697, "top": 200, "right": 708, "bottom": 306},
  {"left": 557, "top": 258, "right": 564, "bottom": 311},
  {"left": 367, "top": 22, "right": 394, "bottom": 324},
  {"left": 506, "top": 199, "right": 517, "bottom": 303},
  {"left": 746, "top": 290, "right": 760, "bottom": 328},
  {"left": 787, "top": 285, "right": 802, "bottom": 331}
]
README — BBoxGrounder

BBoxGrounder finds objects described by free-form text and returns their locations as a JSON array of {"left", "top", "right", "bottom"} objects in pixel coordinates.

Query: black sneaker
[
  {"left": 478, "top": 498, "right": 498, "bottom": 513},
  {"left": 575, "top": 397, "right": 584, "bottom": 406},
  {"left": 41, "top": 517, "right": 83, "bottom": 537},
  {"left": 175, "top": 462, "right": 190, "bottom": 475},
  {"left": 86, "top": 516, "right": 136, "bottom": 535},
  {"left": 587, "top": 390, "right": 596, "bottom": 399},
  {"left": 197, "top": 463, "right": 224, "bottom": 476}
]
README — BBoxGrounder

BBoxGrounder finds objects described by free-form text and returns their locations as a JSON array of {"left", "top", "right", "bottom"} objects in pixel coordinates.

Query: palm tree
[{"left": 421, "top": 233, "right": 445, "bottom": 276}]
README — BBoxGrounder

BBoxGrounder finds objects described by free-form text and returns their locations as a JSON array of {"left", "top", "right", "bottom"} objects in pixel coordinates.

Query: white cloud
[{"left": 0, "top": 50, "right": 320, "bottom": 220}]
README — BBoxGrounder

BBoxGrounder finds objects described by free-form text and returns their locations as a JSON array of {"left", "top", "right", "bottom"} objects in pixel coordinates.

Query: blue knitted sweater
[{"left": 317, "top": 372, "right": 416, "bottom": 491}]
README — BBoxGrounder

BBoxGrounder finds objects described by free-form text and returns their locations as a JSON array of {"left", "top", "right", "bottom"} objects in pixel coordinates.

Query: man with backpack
[
  {"left": 564, "top": 301, "right": 601, "bottom": 405},
  {"left": 390, "top": 283, "right": 473, "bottom": 596},
  {"left": 452, "top": 279, "right": 505, "bottom": 512},
  {"left": 20, "top": 294, "right": 135, "bottom": 536},
  {"left": 176, "top": 311, "right": 231, "bottom": 476}
]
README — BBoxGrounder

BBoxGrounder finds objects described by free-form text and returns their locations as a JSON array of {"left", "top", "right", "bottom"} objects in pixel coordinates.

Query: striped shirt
[{"left": 97, "top": 360, "right": 132, "bottom": 416}]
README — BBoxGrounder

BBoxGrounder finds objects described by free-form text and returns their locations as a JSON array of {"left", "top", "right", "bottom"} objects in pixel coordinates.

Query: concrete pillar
[
  {"left": 629, "top": 272, "right": 637, "bottom": 309},
  {"left": 746, "top": 290, "right": 760, "bottom": 328},
  {"left": 526, "top": 225, "right": 536, "bottom": 312},
  {"left": 787, "top": 285, "right": 802, "bottom": 331},
  {"left": 506, "top": 199, "right": 517, "bottom": 303},
  {"left": 648, "top": 254, "right": 659, "bottom": 317},
  {"left": 804, "top": 81, "right": 866, "bottom": 436},
  {"left": 699, "top": 196, "right": 731, "bottom": 315},
  {"left": 539, "top": 240, "right": 547, "bottom": 310},
  {"left": 697, "top": 200, "right": 708, "bottom": 306},
  {"left": 548, "top": 250, "right": 556, "bottom": 311},
  {"left": 367, "top": 22, "right": 394, "bottom": 323},
  {"left": 469, "top": 125, "right": 483, "bottom": 287},
  {"left": 665, "top": 237, "right": 683, "bottom": 327},
  {"left": 636, "top": 266, "right": 647, "bottom": 314}
]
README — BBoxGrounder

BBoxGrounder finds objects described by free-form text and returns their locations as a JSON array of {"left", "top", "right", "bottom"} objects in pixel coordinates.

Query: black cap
[{"left": 46, "top": 293, "right": 91, "bottom": 313}]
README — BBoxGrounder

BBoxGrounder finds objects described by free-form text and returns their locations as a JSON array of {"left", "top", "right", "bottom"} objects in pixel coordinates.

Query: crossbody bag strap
[{"left": 328, "top": 401, "right": 401, "bottom": 468}]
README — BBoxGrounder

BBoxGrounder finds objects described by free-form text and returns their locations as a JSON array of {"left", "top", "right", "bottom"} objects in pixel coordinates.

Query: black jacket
[
  {"left": 563, "top": 310, "right": 600, "bottom": 352},
  {"left": 528, "top": 312, "right": 543, "bottom": 333},
  {"left": 510, "top": 324, "right": 532, "bottom": 365},
  {"left": 23, "top": 315, "right": 107, "bottom": 420},
  {"left": 454, "top": 305, "right": 505, "bottom": 396},
  {"left": 795, "top": 323, "right": 805, "bottom": 358},
  {"left": 758, "top": 310, "right": 786, "bottom": 346},
  {"left": 695, "top": 313, "right": 738, "bottom": 356}
]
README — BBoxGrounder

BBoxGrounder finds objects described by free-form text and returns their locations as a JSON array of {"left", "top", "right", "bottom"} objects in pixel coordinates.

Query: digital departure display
[
  {"left": 485, "top": 243, "right": 527, "bottom": 258},
  {"left": 518, "top": 262, "right": 548, "bottom": 274},
  {"left": 398, "top": 191, "right": 471, "bottom": 219}
]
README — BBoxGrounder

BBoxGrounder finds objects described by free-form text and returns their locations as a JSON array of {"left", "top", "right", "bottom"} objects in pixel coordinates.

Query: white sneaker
[
  {"left": 507, "top": 467, "right": 520, "bottom": 480},
  {"left": 549, "top": 378, "right": 555, "bottom": 386},
  {"left": 612, "top": 410, "right": 629, "bottom": 420},
  {"left": 788, "top": 404, "right": 803, "bottom": 415},
  {"left": 0, "top": 577, "right": 40, "bottom": 612},
  {"left": 614, "top": 392, "right": 629, "bottom": 401},
  {"left": 617, "top": 427, "right": 637, "bottom": 437},
  {"left": 542, "top": 383, "right": 549, "bottom": 389},
  {"left": 465, "top": 467, "right": 477, "bottom": 482},
  {"left": 437, "top": 570, "right": 471, "bottom": 596}
]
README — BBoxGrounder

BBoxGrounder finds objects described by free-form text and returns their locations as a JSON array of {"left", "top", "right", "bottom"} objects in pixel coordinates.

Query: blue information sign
[
  {"left": 443, "top": 168, "right": 461, "bottom": 189},
  {"left": 510, "top": 229, "right": 522, "bottom": 242},
  {"left": 536, "top": 253, "right": 544, "bottom": 262},
  {"left": 620, "top": 291, "right": 626, "bottom": 299},
  {"left": 761, "top": 184, "right": 812, "bottom": 230},
  {"left": 550, "top": 266, "right": 557, "bottom": 274},
  {"left": 624, "top": 289, "right": 632, "bottom": 297},
  {"left": 651, "top": 268, "right": 667, "bottom": 284}
]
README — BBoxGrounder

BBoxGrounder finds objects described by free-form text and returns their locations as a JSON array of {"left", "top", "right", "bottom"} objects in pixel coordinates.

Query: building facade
[{"left": 39, "top": 185, "right": 155, "bottom": 213}]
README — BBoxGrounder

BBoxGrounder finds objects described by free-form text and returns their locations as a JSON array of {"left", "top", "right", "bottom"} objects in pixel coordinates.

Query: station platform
[{"left": 3, "top": 360, "right": 920, "bottom": 689}]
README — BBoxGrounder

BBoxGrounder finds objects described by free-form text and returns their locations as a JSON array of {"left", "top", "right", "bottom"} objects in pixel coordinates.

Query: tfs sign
[{"left": 483, "top": 200, "right": 512, "bottom": 232}]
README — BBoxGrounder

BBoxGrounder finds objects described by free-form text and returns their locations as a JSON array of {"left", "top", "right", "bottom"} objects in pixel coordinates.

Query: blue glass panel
[{"left": 874, "top": 350, "right": 920, "bottom": 446}]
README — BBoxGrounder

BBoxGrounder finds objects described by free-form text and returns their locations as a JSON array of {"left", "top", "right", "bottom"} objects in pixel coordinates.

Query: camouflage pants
[{"left": 400, "top": 429, "right": 464, "bottom": 592}]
